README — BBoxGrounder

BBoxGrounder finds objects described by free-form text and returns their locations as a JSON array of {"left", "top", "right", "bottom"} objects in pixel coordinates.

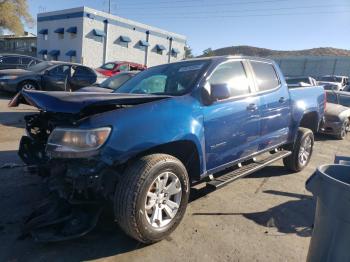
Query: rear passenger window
[
  {"left": 2, "top": 57, "right": 19, "bottom": 64},
  {"left": 251, "top": 61, "right": 280, "bottom": 92},
  {"left": 209, "top": 61, "right": 250, "bottom": 97}
]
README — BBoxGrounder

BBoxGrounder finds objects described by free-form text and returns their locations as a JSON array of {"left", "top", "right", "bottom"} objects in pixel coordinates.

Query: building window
[
  {"left": 155, "top": 44, "right": 166, "bottom": 55},
  {"left": 54, "top": 28, "right": 64, "bottom": 39},
  {"left": 171, "top": 48, "right": 180, "bottom": 58},
  {"left": 118, "top": 35, "right": 132, "bottom": 48},
  {"left": 66, "top": 27, "right": 77, "bottom": 39},
  {"left": 92, "top": 29, "right": 105, "bottom": 43}
]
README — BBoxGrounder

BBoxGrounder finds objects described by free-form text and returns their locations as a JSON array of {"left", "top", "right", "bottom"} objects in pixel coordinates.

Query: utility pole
[{"left": 108, "top": 0, "right": 111, "bottom": 14}]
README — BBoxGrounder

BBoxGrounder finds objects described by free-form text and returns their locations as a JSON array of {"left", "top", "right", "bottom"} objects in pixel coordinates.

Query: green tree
[
  {"left": 184, "top": 45, "right": 194, "bottom": 59},
  {"left": 0, "top": 0, "right": 33, "bottom": 35},
  {"left": 202, "top": 48, "right": 215, "bottom": 57}
]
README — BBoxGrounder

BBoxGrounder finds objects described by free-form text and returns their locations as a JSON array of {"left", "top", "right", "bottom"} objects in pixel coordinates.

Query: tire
[
  {"left": 283, "top": 127, "right": 314, "bottom": 172},
  {"left": 19, "top": 81, "right": 38, "bottom": 91},
  {"left": 336, "top": 120, "right": 349, "bottom": 140},
  {"left": 114, "top": 154, "right": 190, "bottom": 243}
]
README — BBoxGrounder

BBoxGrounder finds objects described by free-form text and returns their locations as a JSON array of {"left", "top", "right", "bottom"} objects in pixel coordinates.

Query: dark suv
[{"left": 0, "top": 54, "right": 42, "bottom": 70}]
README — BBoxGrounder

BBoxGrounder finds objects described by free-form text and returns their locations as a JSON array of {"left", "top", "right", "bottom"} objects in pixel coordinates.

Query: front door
[
  {"left": 42, "top": 65, "right": 71, "bottom": 91},
  {"left": 203, "top": 60, "right": 261, "bottom": 172}
]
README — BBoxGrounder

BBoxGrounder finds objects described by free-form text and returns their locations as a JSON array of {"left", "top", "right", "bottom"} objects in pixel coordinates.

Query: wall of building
[
  {"left": 37, "top": 6, "right": 186, "bottom": 68},
  {"left": 271, "top": 56, "right": 350, "bottom": 77},
  {"left": 37, "top": 8, "right": 84, "bottom": 63}
]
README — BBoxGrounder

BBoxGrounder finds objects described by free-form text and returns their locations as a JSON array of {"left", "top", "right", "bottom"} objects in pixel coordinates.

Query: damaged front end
[
  {"left": 18, "top": 112, "right": 117, "bottom": 242},
  {"left": 12, "top": 90, "right": 171, "bottom": 242}
]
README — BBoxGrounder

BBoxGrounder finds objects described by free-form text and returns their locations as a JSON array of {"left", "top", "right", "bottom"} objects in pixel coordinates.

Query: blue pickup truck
[{"left": 11, "top": 56, "right": 325, "bottom": 243}]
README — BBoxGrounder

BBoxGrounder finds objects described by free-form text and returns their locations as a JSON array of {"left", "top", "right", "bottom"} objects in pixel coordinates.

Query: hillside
[{"left": 201, "top": 45, "right": 350, "bottom": 57}]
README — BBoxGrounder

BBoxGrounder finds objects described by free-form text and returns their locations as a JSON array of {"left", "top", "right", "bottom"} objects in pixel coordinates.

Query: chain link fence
[{"left": 270, "top": 56, "right": 350, "bottom": 77}]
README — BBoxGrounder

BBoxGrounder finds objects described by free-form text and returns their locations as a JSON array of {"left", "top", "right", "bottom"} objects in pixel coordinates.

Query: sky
[{"left": 26, "top": 0, "right": 350, "bottom": 56}]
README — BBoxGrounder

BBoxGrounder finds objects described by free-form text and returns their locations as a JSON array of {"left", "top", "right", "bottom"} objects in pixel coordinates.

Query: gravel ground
[{"left": 0, "top": 92, "right": 348, "bottom": 262}]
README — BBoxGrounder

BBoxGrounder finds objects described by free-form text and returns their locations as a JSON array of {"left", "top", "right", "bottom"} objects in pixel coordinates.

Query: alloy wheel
[
  {"left": 145, "top": 171, "right": 182, "bottom": 228},
  {"left": 298, "top": 135, "right": 312, "bottom": 166}
]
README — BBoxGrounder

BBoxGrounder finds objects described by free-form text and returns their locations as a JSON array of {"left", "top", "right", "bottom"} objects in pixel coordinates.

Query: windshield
[
  {"left": 286, "top": 78, "right": 309, "bottom": 84},
  {"left": 114, "top": 60, "right": 210, "bottom": 95},
  {"left": 28, "top": 61, "right": 54, "bottom": 72},
  {"left": 100, "top": 62, "right": 116, "bottom": 70},
  {"left": 100, "top": 73, "right": 134, "bottom": 89},
  {"left": 320, "top": 76, "right": 342, "bottom": 83}
]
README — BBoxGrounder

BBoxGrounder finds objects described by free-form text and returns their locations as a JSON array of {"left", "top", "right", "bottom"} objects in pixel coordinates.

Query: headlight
[
  {"left": 46, "top": 127, "right": 111, "bottom": 153},
  {"left": 0, "top": 75, "right": 18, "bottom": 80}
]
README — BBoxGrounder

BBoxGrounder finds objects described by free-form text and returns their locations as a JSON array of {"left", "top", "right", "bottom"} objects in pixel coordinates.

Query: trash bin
[{"left": 306, "top": 164, "right": 350, "bottom": 262}]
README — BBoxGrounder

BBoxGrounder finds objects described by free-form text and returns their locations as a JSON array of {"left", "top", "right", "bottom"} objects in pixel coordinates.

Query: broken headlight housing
[{"left": 46, "top": 127, "right": 111, "bottom": 154}]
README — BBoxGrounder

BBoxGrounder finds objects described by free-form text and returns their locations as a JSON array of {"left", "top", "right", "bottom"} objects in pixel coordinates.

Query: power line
[
  {"left": 128, "top": 10, "right": 350, "bottom": 19},
  {"left": 119, "top": 3, "right": 350, "bottom": 16},
  {"left": 117, "top": 0, "right": 292, "bottom": 10}
]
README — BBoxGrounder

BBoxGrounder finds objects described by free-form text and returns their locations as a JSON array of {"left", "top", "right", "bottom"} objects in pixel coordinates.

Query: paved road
[{"left": 0, "top": 92, "right": 348, "bottom": 262}]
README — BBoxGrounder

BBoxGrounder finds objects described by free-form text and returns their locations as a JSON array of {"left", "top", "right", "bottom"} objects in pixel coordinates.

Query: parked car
[
  {"left": 326, "top": 90, "right": 350, "bottom": 107},
  {"left": 96, "top": 61, "right": 146, "bottom": 77},
  {"left": 318, "top": 75, "right": 349, "bottom": 91},
  {"left": 77, "top": 71, "right": 139, "bottom": 92},
  {"left": 0, "top": 54, "right": 42, "bottom": 70},
  {"left": 320, "top": 102, "right": 350, "bottom": 139},
  {"left": 285, "top": 76, "right": 317, "bottom": 88},
  {"left": 0, "top": 61, "right": 105, "bottom": 92},
  {"left": 10, "top": 56, "right": 325, "bottom": 243}
]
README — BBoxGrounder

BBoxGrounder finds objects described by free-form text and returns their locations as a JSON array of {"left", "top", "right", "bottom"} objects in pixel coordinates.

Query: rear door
[
  {"left": 203, "top": 60, "right": 261, "bottom": 171},
  {"left": 249, "top": 60, "right": 291, "bottom": 150},
  {"left": 70, "top": 66, "right": 97, "bottom": 90}
]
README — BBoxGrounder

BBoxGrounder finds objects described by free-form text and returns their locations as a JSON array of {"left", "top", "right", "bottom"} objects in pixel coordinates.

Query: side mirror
[
  {"left": 44, "top": 70, "right": 49, "bottom": 75},
  {"left": 210, "top": 83, "right": 231, "bottom": 101}
]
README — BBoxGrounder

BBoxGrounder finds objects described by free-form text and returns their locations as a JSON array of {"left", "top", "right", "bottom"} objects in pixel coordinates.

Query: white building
[{"left": 37, "top": 6, "right": 187, "bottom": 68}]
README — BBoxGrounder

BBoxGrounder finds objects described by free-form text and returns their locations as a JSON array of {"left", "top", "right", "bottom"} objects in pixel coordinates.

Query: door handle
[
  {"left": 247, "top": 103, "right": 258, "bottom": 111},
  {"left": 279, "top": 97, "right": 286, "bottom": 103}
]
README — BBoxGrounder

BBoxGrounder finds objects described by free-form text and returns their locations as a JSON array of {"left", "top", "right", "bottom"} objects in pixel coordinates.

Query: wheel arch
[
  {"left": 298, "top": 110, "right": 320, "bottom": 134},
  {"left": 125, "top": 140, "right": 203, "bottom": 183}
]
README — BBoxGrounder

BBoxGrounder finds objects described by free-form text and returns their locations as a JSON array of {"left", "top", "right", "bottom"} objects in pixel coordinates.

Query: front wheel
[
  {"left": 20, "top": 81, "right": 37, "bottom": 91},
  {"left": 114, "top": 154, "right": 189, "bottom": 243},
  {"left": 283, "top": 127, "right": 314, "bottom": 172}
]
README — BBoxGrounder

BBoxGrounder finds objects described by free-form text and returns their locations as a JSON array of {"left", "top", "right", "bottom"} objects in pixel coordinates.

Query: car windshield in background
[
  {"left": 114, "top": 60, "right": 210, "bottom": 95},
  {"left": 28, "top": 61, "right": 54, "bottom": 72},
  {"left": 320, "top": 76, "right": 342, "bottom": 82},
  {"left": 100, "top": 73, "right": 134, "bottom": 89},
  {"left": 286, "top": 78, "right": 309, "bottom": 84},
  {"left": 100, "top": 63, "right": 116, "bottom": 70}
]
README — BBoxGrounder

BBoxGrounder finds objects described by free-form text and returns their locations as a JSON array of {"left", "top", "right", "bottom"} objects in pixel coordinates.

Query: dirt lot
[{"left": 0, "top": 92, "right": 348, "bottom": 262}]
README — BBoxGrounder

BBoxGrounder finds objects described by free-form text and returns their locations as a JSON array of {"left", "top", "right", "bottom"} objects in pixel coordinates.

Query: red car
[{"left": 96, "top": 61, "right": 146, "bottom": 77}]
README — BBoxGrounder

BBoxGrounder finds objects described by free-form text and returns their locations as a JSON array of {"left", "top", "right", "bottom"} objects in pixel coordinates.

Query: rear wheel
[
  {"left": 283, "top": 128, "right": 314, "bottom": 172},
  {"left": 336, "top": 120, "right": 349, "bottom": 140},
  {"left": 114, "top": 154, "right": 189, "bottom": 243}
]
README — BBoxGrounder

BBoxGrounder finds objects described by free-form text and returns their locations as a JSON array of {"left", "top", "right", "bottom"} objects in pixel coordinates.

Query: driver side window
[
  {"left": 209, "top": 61, "right": 250, "bottom": 97},
  {"left": 49, "top": 65, "right": 70, "bottom": 75}
]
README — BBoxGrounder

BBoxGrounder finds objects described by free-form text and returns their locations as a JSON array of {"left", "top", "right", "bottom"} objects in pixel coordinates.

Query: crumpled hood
[
  {"left": 325, "top": 102, "right": 350, "bottom": 116},
  {"left": 76, "top": 86, "right": 113, "bottom": 93},
  {"left": 9, "top": 90, "right": 171, "bottom": 114}
]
